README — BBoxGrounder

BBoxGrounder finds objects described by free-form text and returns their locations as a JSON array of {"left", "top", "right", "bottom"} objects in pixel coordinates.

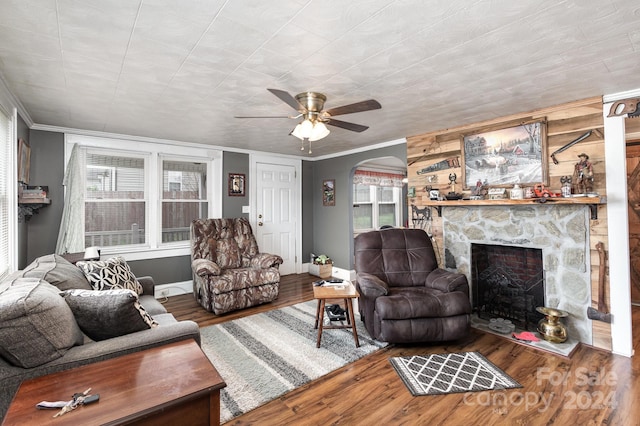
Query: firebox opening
[{"left": 471, "top": 243, "right": 545, "bottom": 332}]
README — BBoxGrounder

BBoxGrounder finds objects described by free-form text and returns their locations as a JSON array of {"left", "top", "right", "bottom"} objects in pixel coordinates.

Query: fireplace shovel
[{"left": 587, "top": 241, "right": 612, "bottom": 323}]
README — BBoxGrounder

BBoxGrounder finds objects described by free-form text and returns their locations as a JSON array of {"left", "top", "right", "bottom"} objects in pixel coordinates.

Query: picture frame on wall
[
  {"left": 228, "top": 173, "right": 245, "bottom": 196},
  {"left": 460, "top": 119, "right": 548, "bottom": 189},
  {"left": 17, "top": 138, "right": 30, "bottom": 184},
  {"left": 322, "top": 179, "right": 335, "bottom": 206}
]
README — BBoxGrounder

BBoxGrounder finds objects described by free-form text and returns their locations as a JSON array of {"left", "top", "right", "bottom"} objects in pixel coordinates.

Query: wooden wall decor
[{"left": 406, "top": 96, "right": 612, "bottom": 351}]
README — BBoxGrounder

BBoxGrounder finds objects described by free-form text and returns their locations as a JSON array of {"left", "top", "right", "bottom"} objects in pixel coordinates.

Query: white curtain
[{"left": 55, "top": 144, "right": 85, "bottom": 254}]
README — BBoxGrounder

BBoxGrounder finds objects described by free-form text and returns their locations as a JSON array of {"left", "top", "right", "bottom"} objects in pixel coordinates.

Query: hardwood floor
[{"left": 164, "top": 275, "right": 640, "bottom": 425}]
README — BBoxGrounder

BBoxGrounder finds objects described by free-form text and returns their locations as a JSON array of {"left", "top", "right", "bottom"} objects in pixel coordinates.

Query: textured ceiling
[{"left": 0, "top": 0, "right": 638, "bottom": 157}]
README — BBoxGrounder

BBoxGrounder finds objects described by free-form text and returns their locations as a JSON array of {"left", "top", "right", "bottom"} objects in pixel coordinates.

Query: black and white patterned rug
[{"left": 389, "top": 352, "right": 521, "bottom": 396}]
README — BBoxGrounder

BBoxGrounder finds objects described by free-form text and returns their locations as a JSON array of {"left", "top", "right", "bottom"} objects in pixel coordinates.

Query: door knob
[
  {"left": 258, "top": 214, "right": 263, "bottom": 219},
  {"left": 258, "top": 221, "right": 263, "bottom": 226}
]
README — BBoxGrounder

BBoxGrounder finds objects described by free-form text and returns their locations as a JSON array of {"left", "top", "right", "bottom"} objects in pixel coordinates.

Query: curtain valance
[{"left": 353, "top": 170, "right": 404, "bottom": 187}]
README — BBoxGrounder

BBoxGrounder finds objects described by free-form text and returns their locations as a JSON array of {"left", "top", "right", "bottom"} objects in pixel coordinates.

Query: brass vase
[{"left": 536, "top": 307, "right": 569, "bottom": 343}]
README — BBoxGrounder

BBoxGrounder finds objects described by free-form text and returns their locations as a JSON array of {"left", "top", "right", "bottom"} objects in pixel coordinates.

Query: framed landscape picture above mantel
[{"left": 461, "top": 120, "right": 548, "bottom": 189}]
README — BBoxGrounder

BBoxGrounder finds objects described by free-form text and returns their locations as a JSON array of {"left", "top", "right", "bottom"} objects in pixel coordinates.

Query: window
[
  {"left": 85, "top": 152, "right": 147, "bottom": 248},
  {"left": 352, "top": 170, "right": 404, "bottom": 232},
  {"left": 0, "top": 105, "right": 11, "bottom": 279},
  {"left": 63, "top": 134, "right": 222, "bottom": 259},
  {"left": 161, "top": 160, "right": 208, "bottom": 243}
]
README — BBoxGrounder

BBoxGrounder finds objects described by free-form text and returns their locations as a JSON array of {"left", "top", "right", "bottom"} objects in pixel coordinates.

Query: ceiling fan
[{"left": 235, "top": 89, "right": 381, "bottom": 152}]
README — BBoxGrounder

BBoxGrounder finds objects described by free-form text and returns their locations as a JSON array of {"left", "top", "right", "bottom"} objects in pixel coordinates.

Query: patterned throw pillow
[
  {"left": 60, "top": 288, "right": 158, "bottom": 341},
  {"left": 76, "top": 256, "right": 143, "bottom": 295}
]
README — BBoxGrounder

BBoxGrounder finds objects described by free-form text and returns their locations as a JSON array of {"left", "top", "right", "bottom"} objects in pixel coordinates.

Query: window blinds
[{"left": 0, "top": 106, "right": 11, "bottom": 280}]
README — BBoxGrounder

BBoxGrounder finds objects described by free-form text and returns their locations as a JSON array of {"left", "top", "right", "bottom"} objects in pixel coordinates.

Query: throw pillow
[
  {"left": 22, "top": 254, "right": 92, "bottom": 291},
  {"left": 76, "top": 256, "right": 143, "bottom": 295},
  {"left": 60, "top": 288, "right": 158, "bottom": 341},
  {"left": 0, "top": 278, "right": 84, "bottom": 368}
]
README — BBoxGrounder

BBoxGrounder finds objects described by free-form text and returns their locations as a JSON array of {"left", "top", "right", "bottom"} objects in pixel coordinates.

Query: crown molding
[
  {"left": 0, "top": 74, "right": 33, "bottom": 126},
  {"left": 603, "top": 87, "right": 640, "bottom": 103}
]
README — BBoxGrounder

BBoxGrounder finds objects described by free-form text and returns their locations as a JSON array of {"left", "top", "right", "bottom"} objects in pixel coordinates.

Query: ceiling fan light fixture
[
  {"left": 291, "top": 119, "right": 314, "bottom": 140},
  {"left": 309, "top": 121, "right": 330, "bottom": 141}
]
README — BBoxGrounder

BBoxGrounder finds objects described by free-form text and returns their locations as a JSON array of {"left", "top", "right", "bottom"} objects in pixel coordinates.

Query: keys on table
[{"left": 52, "top": 388, "right": 92, "bottom": 418}]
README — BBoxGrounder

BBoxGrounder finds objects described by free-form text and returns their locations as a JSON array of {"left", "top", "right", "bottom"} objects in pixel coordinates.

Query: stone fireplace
[{"left": 442, "top": 204, "right": 592, "bottom": 344}]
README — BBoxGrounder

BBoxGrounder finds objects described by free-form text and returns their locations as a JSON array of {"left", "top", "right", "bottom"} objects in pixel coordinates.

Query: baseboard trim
[{"left": 155, "top": 281, "right": 192, "bottom": 298}]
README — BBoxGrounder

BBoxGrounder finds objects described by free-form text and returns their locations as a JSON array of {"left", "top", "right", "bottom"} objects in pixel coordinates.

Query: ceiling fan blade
[
  {"left": 323, "top": 99, "right": 381, "bottom": 117},
  {"left": 234, "top": 115, "right": 293, "bottom": 119},
  {"left": 267, "top": 88, "right": 305, "bottom": 112},
  {"left": 325, "top": 118, "right": 369, "bottom": 132}
]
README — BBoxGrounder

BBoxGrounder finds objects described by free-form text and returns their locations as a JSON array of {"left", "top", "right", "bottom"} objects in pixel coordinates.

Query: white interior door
[{"left": 255, "top": 162, "right": 297, "bottom": 275}]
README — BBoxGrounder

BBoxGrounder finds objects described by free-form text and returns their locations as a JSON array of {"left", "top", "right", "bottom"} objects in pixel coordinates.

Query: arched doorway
[{"left": 349, "top": 156, "right": 406, "bottom": 268}]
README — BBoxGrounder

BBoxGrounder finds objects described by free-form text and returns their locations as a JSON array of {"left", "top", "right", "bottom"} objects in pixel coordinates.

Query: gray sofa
[{"left": 0, "top": 255, "right": 200, "bottom": 421}]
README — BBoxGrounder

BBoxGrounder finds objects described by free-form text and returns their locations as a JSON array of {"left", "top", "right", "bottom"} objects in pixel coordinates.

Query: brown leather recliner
[{"left": 354, "top": 228, "right": 471, "bottom": 343}]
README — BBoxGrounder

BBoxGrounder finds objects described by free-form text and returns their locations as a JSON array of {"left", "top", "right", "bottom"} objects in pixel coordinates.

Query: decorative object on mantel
[
  {"left": 560, "top": 176, "right": 572, "bottom": 197},
  {"left": 487, "top": 187, "right": 506, "bottom": 200},
  {"left": 445, "top": 173, "right": 463, "bottom": 200},
  {"left": 509, "top": 183, "right": 523, "bottom": 200},
  {"left": 536, "top": 307, "right": 569, "bottom": 343},
  {"left": 573, "top": 153, "right": 594, "bottom": 194},
  {"left": 470, "top": 179, "right": 487, "bottom": 200}
]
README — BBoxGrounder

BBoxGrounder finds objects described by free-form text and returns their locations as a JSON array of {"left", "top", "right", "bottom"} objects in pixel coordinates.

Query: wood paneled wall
[{"left": 406, "top": 96, "right": 612, "bottom": 351}]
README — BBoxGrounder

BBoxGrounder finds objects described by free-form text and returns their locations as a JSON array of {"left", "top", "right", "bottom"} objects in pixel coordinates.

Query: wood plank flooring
[{"left": 164, "top": 274, "right": 640, "bottom": 426}]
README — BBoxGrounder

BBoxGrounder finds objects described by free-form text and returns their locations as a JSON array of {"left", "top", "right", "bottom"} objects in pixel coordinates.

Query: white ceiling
[{"left": 0, "top": 0, "right": 638, "bottom": 157}]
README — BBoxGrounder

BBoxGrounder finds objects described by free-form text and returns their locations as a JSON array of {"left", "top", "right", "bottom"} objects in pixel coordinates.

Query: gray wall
[
  {"left": 301, "top": 160, "right": 314, "bottom": 263},
  {"left": 19, "top": 127, "right": 405, "bottom": 280},
  {"left": 222, "top": 151, "right": 249, "bottom": 218},
  {"left": 22, "top": 130, "right": 65, "bottom": 268},
  {"left": 312, "top": 143, "right": 407, "bottom": 270}
]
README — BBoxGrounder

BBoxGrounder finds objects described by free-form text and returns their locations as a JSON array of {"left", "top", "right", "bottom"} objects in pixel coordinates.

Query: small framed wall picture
[
  {"left": 228, "top": 173, "right": 245, "bottom": 196},
  {"left": 17, "top": 138, "right": 30, "bottom": 184},
  {"left": 322, "top": 179, "right": 335, "bottom": 206}
]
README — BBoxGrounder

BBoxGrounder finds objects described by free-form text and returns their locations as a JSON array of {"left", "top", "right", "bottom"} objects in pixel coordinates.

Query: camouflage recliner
[{"left": 190, "top": 218, "right": 283, "bottom": 315}]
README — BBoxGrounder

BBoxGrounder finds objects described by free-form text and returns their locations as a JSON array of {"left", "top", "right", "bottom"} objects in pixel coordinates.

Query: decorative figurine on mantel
[
  {"left": 573, "top": 153, "right": 594, "bottom": 194},
  {"left": 560, "top": 176, "right": 572, "bottom": 197},
  {"left": 470, "top": 179, "right": 487, "bottom": 200},
  {"left": 445, "top": 173, "right": 463, "bottom": 200}
]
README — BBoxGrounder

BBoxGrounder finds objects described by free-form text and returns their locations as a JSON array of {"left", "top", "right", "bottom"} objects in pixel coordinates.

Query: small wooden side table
[
  {"left": 313, "top": 282, "right": 360, "bottom": 348},
  {"left": 2, "top": 340, "right": 226, "bottom": 426}
]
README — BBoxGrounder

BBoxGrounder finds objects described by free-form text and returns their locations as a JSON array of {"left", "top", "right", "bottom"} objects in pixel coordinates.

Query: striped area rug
[{"left": 199, "top": 300, "right": 387, "bottom": 423}]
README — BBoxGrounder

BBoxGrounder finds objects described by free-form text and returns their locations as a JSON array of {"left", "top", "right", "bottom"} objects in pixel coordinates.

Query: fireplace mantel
[{"left": 423, "top": 195, "right": 606, "bottom": 219}]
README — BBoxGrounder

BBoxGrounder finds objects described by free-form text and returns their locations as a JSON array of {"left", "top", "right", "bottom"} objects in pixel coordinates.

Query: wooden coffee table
[
  {"left": 313, "top": 281, "right": 360, "bottom": 348},
  {"left": 2, "top": 339, "right": 226, "bottom": 426}
]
